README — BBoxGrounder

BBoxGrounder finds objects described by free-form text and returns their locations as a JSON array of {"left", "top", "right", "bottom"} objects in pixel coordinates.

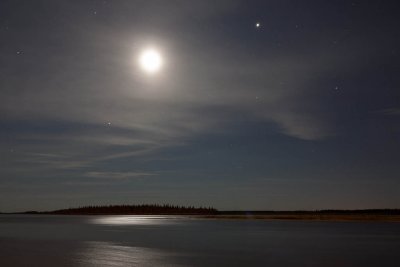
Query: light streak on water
[
  {"left": 75, "top": 241, "right": 184, "bottom": 267},
  {"left": 90, "top": 215, "right": 184, "bottom": 226}
]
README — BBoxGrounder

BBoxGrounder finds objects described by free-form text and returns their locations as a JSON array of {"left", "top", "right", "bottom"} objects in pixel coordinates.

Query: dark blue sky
[{"left": 1, "top": 0, "right": 399, "bottom": 212}]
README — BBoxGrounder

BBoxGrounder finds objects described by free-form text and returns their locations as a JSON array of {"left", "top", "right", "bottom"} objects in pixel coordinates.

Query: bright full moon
[{"left": 139, "top": 49, "right": 162, "bottom": 73}]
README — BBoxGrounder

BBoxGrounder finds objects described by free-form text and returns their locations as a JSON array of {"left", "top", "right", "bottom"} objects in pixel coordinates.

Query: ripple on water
[
  {"left": 89, "top": 215, "right": 184, "bottom": 226},
  {"left": 75, "top": 241, "right": 185, "bottom": 267}
]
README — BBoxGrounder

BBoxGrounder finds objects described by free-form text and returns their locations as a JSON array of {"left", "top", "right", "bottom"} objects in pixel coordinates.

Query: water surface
[{"left": 1, "top": 215, "right": 399, "bottom": 266}]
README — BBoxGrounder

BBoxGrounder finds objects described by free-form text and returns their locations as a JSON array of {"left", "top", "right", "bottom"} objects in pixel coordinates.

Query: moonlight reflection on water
[
  {"left": 90, "top": 215, "right": 183, "bottom": 226},
  {"left": 76, "top": 242, "right": 182, "bottom": 267}
]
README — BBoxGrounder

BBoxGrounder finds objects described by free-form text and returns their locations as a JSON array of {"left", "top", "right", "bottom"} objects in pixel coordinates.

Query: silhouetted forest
[
  {"left": 41, "top": 204, "right": 218, "bottom": 215},
  {"left": 6, "top": 208, "right": 400, "bottom": 217}
]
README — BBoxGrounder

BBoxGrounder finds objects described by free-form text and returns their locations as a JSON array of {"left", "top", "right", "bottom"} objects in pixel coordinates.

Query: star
[{"left": 255, "top": 22, "right": 261, "bottom": 28}]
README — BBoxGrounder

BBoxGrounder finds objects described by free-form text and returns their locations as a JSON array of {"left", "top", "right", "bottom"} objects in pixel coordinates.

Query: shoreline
[
  {"left": 196, "top": 214, "right": 400, "bottom": 222},
  {"left": 2, "top": 213, "right": 400, "bottom": 222}
]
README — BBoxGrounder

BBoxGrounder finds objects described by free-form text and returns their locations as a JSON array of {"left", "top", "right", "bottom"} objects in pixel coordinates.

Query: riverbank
[
  {"left": 4, "top": 208, "right": 400, "bottom": 222},
  {"left": 198, "top": 214, "right": 400, "bottom": 222}
]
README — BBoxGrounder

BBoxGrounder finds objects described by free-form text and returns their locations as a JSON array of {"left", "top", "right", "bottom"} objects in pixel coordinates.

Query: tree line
[{"left": 44, "top": 204, "right": 218, "bottom": 215}]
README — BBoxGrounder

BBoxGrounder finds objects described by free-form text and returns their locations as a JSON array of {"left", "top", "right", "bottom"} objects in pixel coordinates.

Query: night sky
[{"left": 1, "top": 1, "right": 399, "bottom": 212}]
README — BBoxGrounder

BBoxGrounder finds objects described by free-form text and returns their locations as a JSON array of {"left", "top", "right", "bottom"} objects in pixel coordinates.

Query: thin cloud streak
[{"left": 84, "top": 171, "right": 156, "bottom": 180}]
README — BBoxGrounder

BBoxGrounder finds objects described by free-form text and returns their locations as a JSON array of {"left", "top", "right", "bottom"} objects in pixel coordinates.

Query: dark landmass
[
  {"left": 3, "top": 207, "right": 400, "bottom": 221},
  {"left": 219, "top": 209, "right": 400, "bottom": 215},
  {"left": 207, "top": 209, "right": 400, "bottom": 222},
  {"left": 21, "top": 204, "right": 218, "bottom": 215}
]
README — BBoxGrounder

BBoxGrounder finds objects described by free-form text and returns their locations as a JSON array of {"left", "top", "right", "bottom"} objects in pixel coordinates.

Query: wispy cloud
[
  {"left": 0, "top": 0, "right": 384, "bottom": 179},
  {"left": 376, "top": 108, "right": 400, "bottom": 116},
  {"left": 84, "top": 171, "right": 156, "bottom": 180}
]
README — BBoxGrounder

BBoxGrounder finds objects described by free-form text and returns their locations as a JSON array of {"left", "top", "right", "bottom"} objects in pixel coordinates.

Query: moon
[{"left": 139, "top": 49, "right": 162, "bottom": 74}]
